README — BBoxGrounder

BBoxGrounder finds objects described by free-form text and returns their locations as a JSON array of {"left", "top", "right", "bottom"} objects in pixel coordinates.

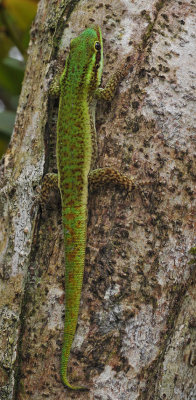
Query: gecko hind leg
[
  {"left": 88, "top": 167, "right": 134, "bottom": 192},
  {"left": 40, "top": 172, "right": 59, "bottom": 214}
]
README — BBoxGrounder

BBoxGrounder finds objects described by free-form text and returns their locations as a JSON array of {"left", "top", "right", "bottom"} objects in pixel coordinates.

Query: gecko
[{"left": 42, "top": 25, "right": 135, "bottom": 390}]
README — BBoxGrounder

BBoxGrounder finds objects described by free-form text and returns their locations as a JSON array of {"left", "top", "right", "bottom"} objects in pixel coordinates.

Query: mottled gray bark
[{"left": 0, "top": 0, "right": 195, "bottom": 399}]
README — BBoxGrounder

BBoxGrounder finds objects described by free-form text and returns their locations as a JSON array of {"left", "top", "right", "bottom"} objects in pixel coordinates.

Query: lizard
[{"left": 42, "top": 25, "right": 137, "bottom": 390}]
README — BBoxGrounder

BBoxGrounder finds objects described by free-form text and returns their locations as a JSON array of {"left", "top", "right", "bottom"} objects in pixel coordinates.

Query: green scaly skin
[
  {"left": 57, "top": 26, "right": 103, "bottom": 390},
  {"left": 43, "top": 25, "right": 134, "bottom": 390}
]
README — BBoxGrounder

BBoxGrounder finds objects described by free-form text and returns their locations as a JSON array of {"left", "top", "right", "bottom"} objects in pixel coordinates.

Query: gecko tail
[
  {"left": 61, "top": 357, "right": 88, "bottom": 391},
  {"left": 61, "top": 374, "right": 88, "bottom": 391}
]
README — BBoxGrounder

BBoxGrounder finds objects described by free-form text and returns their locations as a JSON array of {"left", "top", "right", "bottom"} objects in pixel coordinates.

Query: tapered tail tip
[{"left": 62, "top": 376, "right": 88, "bottom": 391}]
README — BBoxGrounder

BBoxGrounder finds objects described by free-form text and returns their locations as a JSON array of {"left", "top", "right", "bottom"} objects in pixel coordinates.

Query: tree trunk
[{"left": 0, "top": 1, "right": 195, "bottom": 399}]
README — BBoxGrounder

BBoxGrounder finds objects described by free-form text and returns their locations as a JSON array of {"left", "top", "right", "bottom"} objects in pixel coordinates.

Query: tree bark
[{"left": 0, "top": 0, "right": 195, "bottom": 399}]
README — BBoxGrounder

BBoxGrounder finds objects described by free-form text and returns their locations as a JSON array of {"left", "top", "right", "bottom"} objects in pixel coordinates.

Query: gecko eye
[{"left": 95, "top": 41, "right": 101, "bottom": 51}]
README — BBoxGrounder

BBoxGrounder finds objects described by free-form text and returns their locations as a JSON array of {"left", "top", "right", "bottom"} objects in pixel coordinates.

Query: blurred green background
[{"left": 0, "top": 0, "right": 38, "bottom": 158}]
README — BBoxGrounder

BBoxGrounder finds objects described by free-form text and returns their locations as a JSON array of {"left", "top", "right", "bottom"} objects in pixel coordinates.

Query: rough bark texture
[{"left": 0, "top": 0, "right": 195, "bottom": 399}]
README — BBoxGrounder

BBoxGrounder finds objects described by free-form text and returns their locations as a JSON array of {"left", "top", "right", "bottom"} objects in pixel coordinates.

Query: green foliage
[
  {"left": 0, "top": 110, "right": 16, "bottom": 135},
  {"left": 0, "top": 0, "right": 38, "bottom": 158},
  {"left": 0, "top": 57, "right": 25, "bottom": 94}
]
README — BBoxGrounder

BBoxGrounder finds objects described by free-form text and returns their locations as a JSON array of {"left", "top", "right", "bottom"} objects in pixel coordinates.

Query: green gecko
[{"left": 42, "top": 25, "right": 134, "bottom": 390}]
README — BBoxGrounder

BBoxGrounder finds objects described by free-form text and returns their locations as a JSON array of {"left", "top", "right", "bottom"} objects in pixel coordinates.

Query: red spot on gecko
[{"left": 68, "top": 272, "right": 74, "bottom": 283}]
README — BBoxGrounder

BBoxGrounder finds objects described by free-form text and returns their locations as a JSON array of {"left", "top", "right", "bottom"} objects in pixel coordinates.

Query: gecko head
[{"left": 69, "top": 25, "right": 103, "bottom": 91}]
